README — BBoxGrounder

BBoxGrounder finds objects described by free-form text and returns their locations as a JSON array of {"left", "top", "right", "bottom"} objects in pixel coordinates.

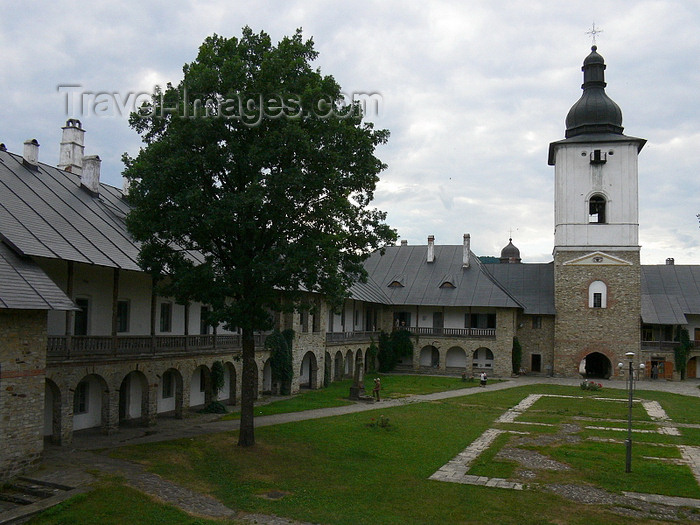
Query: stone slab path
[{"left": 427, "top": 388, "right": 700, "bottom": 519}]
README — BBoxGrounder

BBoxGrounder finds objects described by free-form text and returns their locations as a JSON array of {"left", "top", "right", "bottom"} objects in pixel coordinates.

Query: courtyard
[{"left": 7, "top": 376, "right": 700, "bottom": 524}]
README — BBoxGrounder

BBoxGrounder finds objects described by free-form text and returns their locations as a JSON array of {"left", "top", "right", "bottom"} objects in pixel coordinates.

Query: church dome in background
[{"left": 499, "top": 238, "right": 521, "bottom": 264}]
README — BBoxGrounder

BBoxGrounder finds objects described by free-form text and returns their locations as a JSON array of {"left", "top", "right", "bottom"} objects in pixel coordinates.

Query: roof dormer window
[
  {"left": 388, "top": 281, "right": 404, "bottom": 288},
  {"left": 439, "top": 281, "right": 455, "bottom": 289}
]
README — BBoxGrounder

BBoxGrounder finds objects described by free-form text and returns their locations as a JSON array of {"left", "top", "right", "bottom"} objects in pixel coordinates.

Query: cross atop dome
[{"left": 586, "top": 22, "right": 603, "bottom": 45}]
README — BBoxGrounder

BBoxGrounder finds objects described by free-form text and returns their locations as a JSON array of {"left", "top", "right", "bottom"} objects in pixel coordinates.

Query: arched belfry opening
[{"left": 588, "top": 194, "right": 606, "bottom": 223}]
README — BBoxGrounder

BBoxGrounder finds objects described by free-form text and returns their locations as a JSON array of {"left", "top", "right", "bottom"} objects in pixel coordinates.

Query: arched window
[
  {"left": 589, "top": 280, "right": 607, "bottom": 308},
  {"left": 589, "top": 194, "right": 606, "bottom": 223}
]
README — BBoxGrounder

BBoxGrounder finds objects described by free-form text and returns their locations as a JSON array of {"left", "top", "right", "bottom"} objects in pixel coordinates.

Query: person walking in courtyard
[
  {"left": 373, "top": 378, "right": 381, "bottom": 401},
  {"left": 479, "top": 372, "right": 487, "bottom": 387}
]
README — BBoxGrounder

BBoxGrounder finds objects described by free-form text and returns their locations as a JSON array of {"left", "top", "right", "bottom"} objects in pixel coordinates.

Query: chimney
[
  {"left": 23, "top": 139, "right": 40, "bottom": 170},
  {"left": 81, "top": 155, "right": 101, "bottom": 195},
  {"left": 400, "top": 240, "right": 408, "bottom": 246},
  {"left": 427, "top": 235, "right": 435, "bottom": 263},
  {"left": 58, "top": 119, "right": 85, "bottom": 175},
  {"left": 463, "top": 233, "right": 471, "bottom": 268},
  {"left": 666, "top": 258, "right": 675, "bottom": 265}
]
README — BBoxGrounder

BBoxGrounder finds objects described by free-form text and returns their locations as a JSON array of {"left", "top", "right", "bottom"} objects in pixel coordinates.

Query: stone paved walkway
[
  {"left": 429, "top": 428, "right": 525, "bottom": 490},
  {"left": 6, "top": 376, "right": 700, "bottom": 524},
  {"left": 680, "top": 446, "right": 700, "bottom": 487}
]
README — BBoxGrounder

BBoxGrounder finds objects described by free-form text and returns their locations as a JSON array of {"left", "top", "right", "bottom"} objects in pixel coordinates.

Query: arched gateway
[{"left": 579, "top": 352, "right": 612, "bottom": 379}]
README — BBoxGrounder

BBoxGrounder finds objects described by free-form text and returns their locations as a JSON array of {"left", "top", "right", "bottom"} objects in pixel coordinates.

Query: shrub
[
  {"left": 377, "top": 331, "right": 395, "bottom": 372},
  {"left": 367, "top": 415, "right": 391, "bottom": 428},
  {"left": 512, "top": 337, "right": 522, "bottom": 374},
  {"left": 366, "top": 340, "right": 378, "bottom": 372},
  {"left": 198, "top": 400, "right": 227, "bottom": 414},
  {"left": 580, "top": 380, "right": 602, "bottom": 391},
  {"left": 674, "top": 326, "right": 691, "bottom": 380}
]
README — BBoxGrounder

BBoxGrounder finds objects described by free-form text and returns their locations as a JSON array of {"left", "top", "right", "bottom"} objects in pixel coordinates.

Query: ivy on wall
[{"left": 266, "top": 329, "right": 294, "bottom": 394}]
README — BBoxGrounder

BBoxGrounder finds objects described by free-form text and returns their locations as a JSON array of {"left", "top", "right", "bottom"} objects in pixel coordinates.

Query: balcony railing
[
  {"left": 325, "top": 327, "right": 497, "bottom": 344},
  {"left": 402, "top": 327, "right": 496, "bottom": 338},
  {"left": 325, "top": 331, "right": 381, "bottom": 344},
  {"left": 47, "top": 333, "right": 269, "bottom": 361},
  {"left": 641, "top": 340, "right": 700, "bottom": 351}
]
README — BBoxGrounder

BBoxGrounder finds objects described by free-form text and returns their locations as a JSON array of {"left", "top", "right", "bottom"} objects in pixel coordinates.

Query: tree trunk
[{"left": 238, "top": 327, "right": 256, "bottom": 446}]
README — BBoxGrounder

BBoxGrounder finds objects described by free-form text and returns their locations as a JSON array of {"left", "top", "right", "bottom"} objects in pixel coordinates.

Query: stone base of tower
[{"left": 553, "top": 250, "right": 641, "bottom": 379}]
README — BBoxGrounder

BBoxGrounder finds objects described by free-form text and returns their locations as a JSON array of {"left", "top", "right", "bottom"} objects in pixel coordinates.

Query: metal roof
[
  {"left": 0, "top": 242, "right": 76, "bottom": 310},
  {"left": 0, "top": 150, "right": 204, "bottom": 271},
  {"left": 360, "top": 245, "right": 523, "bottom": 308},
  {"left": 4, "top": 147, "right": 699, "bottom": 323},
  {"left": 641, "top": 265, "right": 700, "bottom": 324},
  {"left": 483, "top": 262, "right": 555, "bottom": 315},
  {"left": 348, "top": 275, "right": 392, "bottom": 304}
]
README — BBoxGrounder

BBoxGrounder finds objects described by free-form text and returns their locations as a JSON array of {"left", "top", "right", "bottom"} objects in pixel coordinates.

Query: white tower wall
[{"left": 553, "top": 141, "right": 640, "bottom": 252}]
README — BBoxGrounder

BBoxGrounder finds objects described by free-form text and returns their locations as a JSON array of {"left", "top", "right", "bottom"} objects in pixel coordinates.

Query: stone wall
[
  {"left": 554, "top": 251, "right": 641, "bottom": 377},
  {"left": 43, "top": 349, "right": 280, "bottom": 445},
  {"left": 407, "top": 309, "right": 517, "bottom": 377},
  {"left": 515, "top": 314, "right": 555, "bottom": 375},
  {"left": 0, "top": 310, "right": 47, "bottom": 482},
  {"left": 292, "top": 332, "right": 326, "bottom": 392}
]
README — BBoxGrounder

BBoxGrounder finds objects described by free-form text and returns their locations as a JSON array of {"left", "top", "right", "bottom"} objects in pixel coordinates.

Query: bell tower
[{"left": 549, "top": 47, "right": 645, "bottom": 378}]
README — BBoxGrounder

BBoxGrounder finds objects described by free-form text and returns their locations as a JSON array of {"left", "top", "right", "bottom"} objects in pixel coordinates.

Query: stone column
[
  {"left": 349, "top": 354, "right": 365, "bottom": 400},
  {"left": 59, "top": 388, "right": 74, "bottom": 445},
  {"left": 143, "top": 381, "right": 158, "bottom": 426},
  {"left": 438, "top": 345, "right": 446, "bottom": 372},
  {"left": 102, "top": 387, "right": 119, "bottom": 435},
  {"left": 174, "top": 374, "right": 185, "bottom": 419}
]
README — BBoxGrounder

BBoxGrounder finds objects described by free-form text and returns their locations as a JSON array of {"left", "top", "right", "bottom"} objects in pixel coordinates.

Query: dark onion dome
[
  {"left": 499, "top": 238, "right": 521, "bottom": 264},
  {"left": 565, "top": 46, "right": 624, "bottom": 138}
]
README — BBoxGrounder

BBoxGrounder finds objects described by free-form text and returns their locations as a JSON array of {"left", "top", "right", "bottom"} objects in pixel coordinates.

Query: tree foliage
[
  {"left": 366, "top": 340, "right": 378, "bottom": 372},
  {"left": 512, "top": 337, "right": 522, "bottom": 374},
  {"left": 198, "top": 361, "right": 227, "bottom": 414},
  {"left": 674, "top": 326, "right": 691, "bottom": 379},
  {"left": 211, "top": 360, "right": 225, "bottom": 397},
  {"left": 123, "top": 27, "right": 396, "bottom": 446},
  {"left": 377, "top": 332, "right": 393, "bottom": 372},
  {"left": 377, "top": 330, "right": 413, "bottom": 372},
  {"left": 265, "top": 329, "right": 294, "bottom": 394}
]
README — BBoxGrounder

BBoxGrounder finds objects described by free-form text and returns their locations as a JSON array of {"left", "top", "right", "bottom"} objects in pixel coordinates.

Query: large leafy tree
[{"left": 124, "top": 27, "right": 396, "bottom": 446}]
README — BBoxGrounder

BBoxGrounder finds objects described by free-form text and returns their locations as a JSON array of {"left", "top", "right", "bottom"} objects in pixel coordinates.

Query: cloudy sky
[{"left": 2, "top": 0, "right": 699, "bottom": 264}]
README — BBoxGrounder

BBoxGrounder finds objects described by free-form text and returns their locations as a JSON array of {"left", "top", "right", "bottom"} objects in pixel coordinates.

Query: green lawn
[
  {"left": 29, "top": 382, "right": 700, "bottom": 525},
  {"left": 221, "top": 373, "right": 484, "bottom": 419},
  {"left": 26, "top": 481, "right": 226, "bottom": 525}
]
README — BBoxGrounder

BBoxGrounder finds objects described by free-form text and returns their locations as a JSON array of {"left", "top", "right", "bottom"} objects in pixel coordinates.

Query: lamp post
[{"left": 618, "top": 352, "right": 645, "bottom": 473}]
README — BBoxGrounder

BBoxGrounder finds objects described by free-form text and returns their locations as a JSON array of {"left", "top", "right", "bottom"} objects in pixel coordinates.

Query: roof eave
[{"left": 548, "top": 133, "right": 647, "bottom": 165}]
